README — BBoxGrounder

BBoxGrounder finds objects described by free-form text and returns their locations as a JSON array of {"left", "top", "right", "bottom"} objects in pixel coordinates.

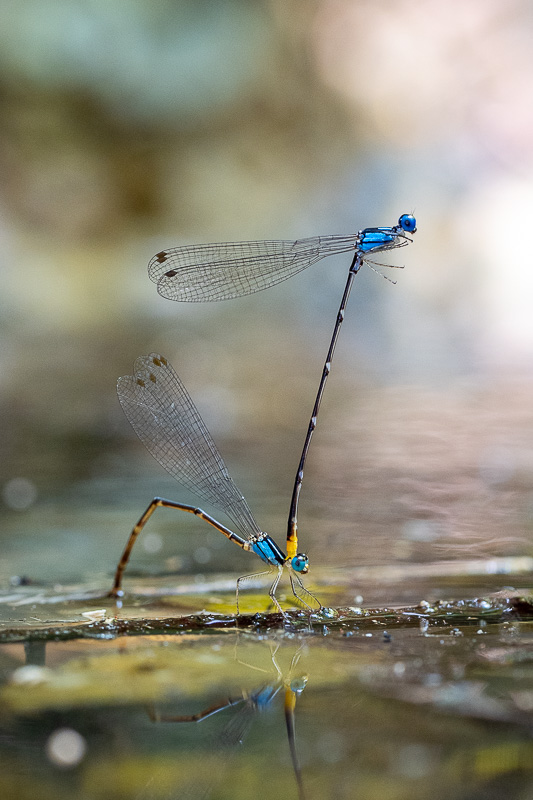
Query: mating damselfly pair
[{"left": 111, "top": 214, "right": 417, "bottom": 613}]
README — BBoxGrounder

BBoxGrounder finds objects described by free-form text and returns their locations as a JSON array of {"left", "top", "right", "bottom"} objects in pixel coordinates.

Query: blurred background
[{"left": 0, "top": 0, "right": 532, "bottom": 587}]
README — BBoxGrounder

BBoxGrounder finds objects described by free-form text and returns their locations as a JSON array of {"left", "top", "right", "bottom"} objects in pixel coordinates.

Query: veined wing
[
  {"left": 148, "top": 235, "right": 359, "bottom": 302},
  {"left": 117, "top": 353, "right": 261, "bottom": 540}
]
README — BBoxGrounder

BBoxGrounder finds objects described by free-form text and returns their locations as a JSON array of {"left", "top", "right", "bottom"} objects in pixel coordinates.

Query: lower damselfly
[{"left": 110, "top": 353, "right": 318, "bottom": 614}]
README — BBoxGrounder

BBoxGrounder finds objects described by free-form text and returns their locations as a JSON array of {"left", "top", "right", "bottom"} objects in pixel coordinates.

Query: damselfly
[
  {"left": 147, "top": 214, "right": 417, "bottom": 551},
  {"left": 110, "top": 353, "right": 317, "bottom": 614}
]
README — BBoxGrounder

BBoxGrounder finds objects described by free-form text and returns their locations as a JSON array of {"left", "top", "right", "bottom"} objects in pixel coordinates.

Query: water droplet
[
  {"left": 194, "top": 546, "right": 211, "bottom": 564},
  {"left": 2, "top": 477, "right": 38, "bottom": 510},
  {"left": 46, "top": 728, "right": 86, "bottom": 768},
  {"left": 143, "top": 532, "right": 163, "bottom": 554}
]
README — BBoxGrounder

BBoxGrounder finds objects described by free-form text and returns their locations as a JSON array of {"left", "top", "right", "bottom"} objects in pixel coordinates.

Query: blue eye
[
  {"left": 291, "top": 553, "right": 309, "bottom": 573},
  {"left": 399, "top": 214, "right": 416, "bottom": 233}
]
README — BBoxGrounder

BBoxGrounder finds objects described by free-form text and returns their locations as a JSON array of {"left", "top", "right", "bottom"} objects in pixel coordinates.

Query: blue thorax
[
  {"left": 359, "top": 214, "right": 416, "bottom": 253},
  {"left": 359, "top": 229, "right": 396, "bottom": 252},
  {"left": 251, "top": 535, "right": 286, "bottom": 566}
]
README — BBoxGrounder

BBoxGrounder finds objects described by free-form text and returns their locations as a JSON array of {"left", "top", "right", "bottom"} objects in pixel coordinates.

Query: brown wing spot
[
  {"left": 155, "top": 251, "right": 168, "bottom": 263},
  {"left": 136, "top": 378, "right": 146, "bottom": 387},
  {"left": 164, "top": 269, "right": 177, "bottom": 278},
  {"left": 152, "top": 357, "right": 161, "bottom": 367},
  {"left": 149, "top": 373, "right": 157, "bottom": 383},
  {"left": 160, "top": 356, "right": 168, "bottom": 365}
]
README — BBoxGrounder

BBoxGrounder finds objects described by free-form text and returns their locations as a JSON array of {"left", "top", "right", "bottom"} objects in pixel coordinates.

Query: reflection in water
[
  {"left": 2, "top": 616, "right": 533, "bottom": 800},
  {"left": 23, "top": 640, "right": 46, "bottom": 667},
  {"left": 146, "top": 645, "right": 308, "bottom": 800}
]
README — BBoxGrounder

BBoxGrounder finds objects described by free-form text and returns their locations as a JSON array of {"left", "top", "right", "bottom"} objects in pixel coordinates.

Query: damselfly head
[
  {"left": 291, "top": 553, "right": 309, "bottom": 574},
  {"left": 398, "top": 214, "right": 417, "bottom": 234}
]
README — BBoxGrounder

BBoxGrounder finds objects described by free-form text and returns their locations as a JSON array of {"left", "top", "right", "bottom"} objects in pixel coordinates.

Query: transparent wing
[
  {"left": 148, "top": 235, "right": 359, "bottom": 302},
  {"left": 117, "top": 353, "right": 261, "bottom": 540}
]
